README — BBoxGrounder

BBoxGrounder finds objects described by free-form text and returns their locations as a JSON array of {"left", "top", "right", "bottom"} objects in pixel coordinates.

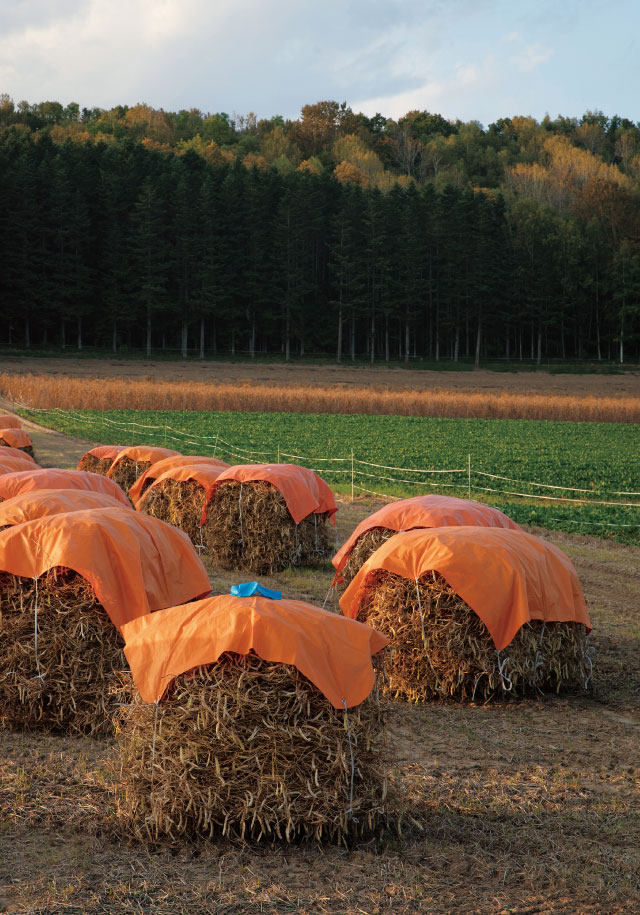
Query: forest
[{"left": 1, "top": 95, "right": 639, "bottom": 363}]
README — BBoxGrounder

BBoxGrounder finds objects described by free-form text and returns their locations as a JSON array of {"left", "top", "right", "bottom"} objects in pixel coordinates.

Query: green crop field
[{"left": 24, "top": 408, "right": 640, "bottom": 543}]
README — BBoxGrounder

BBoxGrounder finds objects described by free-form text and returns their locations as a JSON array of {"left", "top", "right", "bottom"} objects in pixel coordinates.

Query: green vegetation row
[{"left": 26, "top": 409, "right": 640, "bottom": 545}]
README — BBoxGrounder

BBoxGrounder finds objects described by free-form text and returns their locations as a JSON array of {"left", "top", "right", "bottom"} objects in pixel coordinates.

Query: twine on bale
[
  {"left": 114, "top": 651, "right": 389, "bottom": 844},
  {"left": 110, "top": 457, "right": 152, "bottom": 493},
  {"left": 203, "top": 481, "right": 333, "bottom": 574},
  {"left": 355, "top": 569, "right": 591, "bottom": 702},
  {"left": 140, "top": 480, "right": 209, "bottom": 549}
]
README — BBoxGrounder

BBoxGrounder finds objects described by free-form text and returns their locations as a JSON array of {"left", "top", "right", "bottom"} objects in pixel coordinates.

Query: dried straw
[
  {"left": 0, "top": 567, "right": 125, "bottom": 734},
  {"left": 114, "top": 651, "right": 388, "bottom": 844},
  {"left": 357, "top": 570, "right": 590, "bottom": 702},
  {"left": 140, "top": 480, "right": 207, "bottom": 549},
  {"left": 110, "top": 457, "right": 152, "bottom": 493},
  {"left": 338, "top": 528, "right": 398, "bottom": 591},
  {"left": 203, "top": 480, "right": 333, "bottom": 574},
  {"left": 0, "top": 439, "right": 35, "bottom": 460},
  {"left": 78, "top": 454, "right": 113, "bottom": 475}
]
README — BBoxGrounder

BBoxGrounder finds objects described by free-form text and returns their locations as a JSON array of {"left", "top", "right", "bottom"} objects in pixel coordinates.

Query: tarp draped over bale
[
  {"left": 0, "top": 489, "right": 127, "bottom": 530},
  {"left": 0, "top": 455, "right": 36, "bottom": 476},
  {"left": 77, "top": 444, "right": 127, "bottom": 475},
  {"left": 115, "top": 595, "right": 389, "bottom": 842},
  {"left": 0, "top": 428, "right": 34, "bottom": 458},
  {"left": 107, "top": 445, "right": 181, "bottom": 492},
  {"left": 341, "top": 527, "right": 590, "bottom": 650},
  {"left": 203, "top": 463, "right": 337, "bottom": 526},
  {"left": 0, "top": 508, "right": 210, "bottom": 734},
  {"left": 340, "top": 527, "right": 592, "bottom": 701},
  {"left": 122, "top": 593, "right": 387, "bottom": 707},
  {"left": 0, "top": 445, "right": 37, "bottom": 466},
  {"left": 0, "top": 468, "right": 131, "bottom": 507},
  {"left": 137, "top": 463, "right": 226, "bottom": 546},
  {"left": 0, "top": 506, "right": 211, "bottom": 629},
  {"left": 201, "top": 464, "right": 338, "bottom": 574},
  {"left": 333, "top": 495, "right": 522, "bottom": 588},
  {"left": 129, "top": 454, "right": 230, "bottom": 507},
  {"left": 0, "top": 415, "right": 21, "bottom": 429}
]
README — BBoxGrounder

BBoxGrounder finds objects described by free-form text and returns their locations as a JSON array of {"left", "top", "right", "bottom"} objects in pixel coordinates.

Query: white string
[
  {"left": 496, "top": 650, "right": 513, "bottom": 692},
  {"left": 238, "top": 482, "right": 244, "bottom": 546},
  {"left": 322, "top": 583, "right": 333, "bottom": 609},
  {"left": 533, "top": 622, "right": 546, "bottom": 680},
  {"left": 415, "top": 577, "right": 426, "bottom": 645},
  {"left": 150, "top": 700, "right": 159, "bottom": 780},
  {"left": 32, "top": 575, "right": 44, "bottom": 682},
  {"left": 584, "top": 637, "right": 593, "bottom": 689},
  {"left": 342, "top": 699, "right": 357, "bottom": 821}
]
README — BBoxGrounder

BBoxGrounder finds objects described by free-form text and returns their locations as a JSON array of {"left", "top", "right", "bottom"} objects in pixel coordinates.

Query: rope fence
[{"left": 15, "top": 404, "right": 640, "bottom": 532}]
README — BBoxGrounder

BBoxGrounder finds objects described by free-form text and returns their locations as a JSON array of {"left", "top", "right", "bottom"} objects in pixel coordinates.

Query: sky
[{"left": 1, "top": 0, "right": 638, "bottom": 126}]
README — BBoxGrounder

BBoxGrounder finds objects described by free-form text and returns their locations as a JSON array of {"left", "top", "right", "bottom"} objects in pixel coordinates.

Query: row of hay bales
[
  {"left": 0, "top": 414, "right": 36, "bottom": 460},
  {"left": 0, "top": 425, "right": 592, "bottom": 844},
  {"left": 79, "top": 444, "right": 337, "bottom": 572},
  {"left": 0, "top": 436, "right": 387, "bottom": 842}
]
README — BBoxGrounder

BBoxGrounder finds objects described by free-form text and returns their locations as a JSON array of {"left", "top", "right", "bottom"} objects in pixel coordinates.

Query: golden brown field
[
  {"left": 0, "top": 413, "right": 638, "bottom": 914},
  {"left": 3, "top": 371, "right": 640, "bottom": 422}
]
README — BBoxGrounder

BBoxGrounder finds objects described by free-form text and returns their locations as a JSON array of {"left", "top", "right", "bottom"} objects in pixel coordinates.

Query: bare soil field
[
  {"left": 3, "top": 354, "right": 640, "bottom": 397},
  {"left": 0, "top": 411, "right": 639, "bottom": 914}
]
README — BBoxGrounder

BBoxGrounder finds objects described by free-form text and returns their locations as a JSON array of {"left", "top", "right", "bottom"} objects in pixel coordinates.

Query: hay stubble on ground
[{"left": 0, "top": 390, "right": 638, "bottom": 913}]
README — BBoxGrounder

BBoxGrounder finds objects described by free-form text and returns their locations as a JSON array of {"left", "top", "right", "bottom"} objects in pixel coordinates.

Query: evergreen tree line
[{"left": 1, "top": 129, "right": 639, "bottom": 363}]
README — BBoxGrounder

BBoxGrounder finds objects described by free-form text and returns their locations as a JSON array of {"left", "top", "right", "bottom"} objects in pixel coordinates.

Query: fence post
[
  {"left": 351, "top": 449, "right": 354, "bottom": 502},
  {"left": 468, "top": 454, "right": 471, "bottom": 500}
]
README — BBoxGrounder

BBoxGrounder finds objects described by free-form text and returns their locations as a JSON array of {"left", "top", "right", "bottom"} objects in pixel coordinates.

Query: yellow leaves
[{"left": 334, "top": 160, "right": 370, "bottom": 187}]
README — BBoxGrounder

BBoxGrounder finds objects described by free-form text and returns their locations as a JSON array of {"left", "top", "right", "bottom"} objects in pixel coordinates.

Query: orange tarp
[
  {"left": 333, "top": 495, "right": 522, "bottom": 577},
  {"left": 0, "top": 455, "right": 36, "bottom": 476},
  {"left": 340, "top": 526, "right": 591, "bottom": 651},
  {"left": 202, "top": 464, "right": 338, "bottom": 526},
  {"left": 0, "top": 429, "right": 32, "bottom": 449},
  {"left": 129, "top": 455, "right": 230, "bottom": 506},
  {"left": 121, "top": 594, "right": 387, "bottom": 707},
  {"left": 107, "top": 446, "right": 181, "bottom": 479},
  {"left": 0, "top": 489, "right": 126, "bottom": 528},
  {"left": 77, "top": 444, "right": 128, "bottom": 467},
  {"left": 0, "top": 415, "right": 21, "bottom": 429},
  {"left": 0, "top": 469, "right": 131, "bottom": 507},
  {"left": 137, "top": 463, "right": 226, "bottom": 509},
  {"left": 0, "top": 445, "right": 37, "bottom": 466},
  {"left": 0, "top": 506, "right": 211, "bottom": 630}
]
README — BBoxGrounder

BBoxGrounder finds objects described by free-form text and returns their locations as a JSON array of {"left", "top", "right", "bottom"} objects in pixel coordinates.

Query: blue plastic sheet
[{"left": 230, "top": 581, "right": 282, "bottom": 600}]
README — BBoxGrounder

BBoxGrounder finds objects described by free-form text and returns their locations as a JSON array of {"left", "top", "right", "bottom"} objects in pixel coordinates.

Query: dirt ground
[
  {"left": 3, "top": 354, "right": 640, "bottom": 398},
  {"left": 0, "top": 410, "right": 639, "bottom": 914}
]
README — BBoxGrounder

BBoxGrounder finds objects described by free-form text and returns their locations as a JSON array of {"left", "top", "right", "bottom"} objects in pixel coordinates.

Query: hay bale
[
  {"left": 140, "top": 479, "right": 207, "bottom": 549},
  {"left": 358, "top": 569, "right": 590, "bottom": 702},
  {"left": 77, "top": 454, "right": 113, "bottom": 475},
  {"left": 109, "top": 456, "right": 152, "bottom": 493},
  {"left": 114, "top": 650, "right": 388, "bottom": 843},
  {"left": 0, "top": 438, "right": 35, "bottom": 460},
  {"left": 338, "top": 528, "right": 397, "bottom": 592},
  {"left": 0, "top": 567, "right": 125, "bottom": 734},
  {"left": 203, "top": 480, "right": 333, "bottom": 574}
]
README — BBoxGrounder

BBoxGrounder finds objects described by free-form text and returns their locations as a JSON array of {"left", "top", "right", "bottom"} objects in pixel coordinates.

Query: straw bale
[
  {"left": 114, "top": 650, "right": 388, "bottom": 844},
  {"left": 203, "top": 480, "right": 333, "bottom": 574},
  {"left": 338, "top": 528, "right": 397, "bottom": 591},
  {"left": 0, "top": 439, "right": 35, "bottom": 460},
  {"left": 140, "top": 479, "right": 207, "bottom": 549},
  {"left": 77, "top": 454, "right": 113, "bottom": 475},
  {"left": 358, "top": 570, "right": 590, "bottom": 702},
  {"left": 0, "top": 567, "right": 125, "bottom": 734},
  {"left": 110, "top": 457, "right": 151, "bottom": 493}
]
